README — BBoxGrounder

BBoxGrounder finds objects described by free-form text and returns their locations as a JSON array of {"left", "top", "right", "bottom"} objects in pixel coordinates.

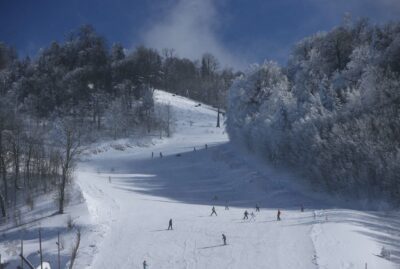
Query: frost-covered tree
[
  {"left": 227, "top": 19, "right": 400, "bottom": 202},
  {"left": 51, "top": 118, "right": 86, "bottom": 214},
  {"left": 104, "top": 98, "right": 129, "bottom": 140}
]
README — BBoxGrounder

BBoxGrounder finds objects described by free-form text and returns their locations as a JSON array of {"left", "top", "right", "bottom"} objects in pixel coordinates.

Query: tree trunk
[
  {"left": 25, "top": 145, "right": 32, "bottom": 188},
  {"left": 0, "top": 192, "right": 6, "bottom": 217},
  {"left": 0, "top": 157, "right": 7, "bottom": 202},
  {"left": 13, "top": 143, "right": 20, "bottom": 190},
  {"left": 59, "top": 129, "right": 72, "bottom": 214},
  {"left": 0, "top": 129, "right": 7, "bottom": 203},
  {"left": 69, "top": 229, "right": 81, "bottom": 269},
  {"left": 92, "top": 105, "right": 96, "bottom": 126},
  {"left": 167, "top": 105, "right": 170, "bottom": 137},
  {"left": 13, "top": 145, "right": 20, "bottom": 206},
  {"left": 59, "top": 168, "right": 67, "bottom": 214},
  {"left": 216, "top": 107, "right": 220, "bottom": 128},
  {"left": 97, "top": 110, "right": 101, "bottom": 130}
]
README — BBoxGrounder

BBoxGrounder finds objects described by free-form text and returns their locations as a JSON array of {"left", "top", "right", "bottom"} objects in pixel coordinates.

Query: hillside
[{"left": 0, "top": 90, "right": 398, "bottom": 269}]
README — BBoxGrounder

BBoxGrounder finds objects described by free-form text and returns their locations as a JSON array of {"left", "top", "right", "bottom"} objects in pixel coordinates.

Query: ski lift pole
[
  {"left": 57, "top": 231, "right": 61, "bottom": 269},
  {"left": 21, "top": 238, "right": 24, "bottom": 269},
  {"left": 39, "top": 228, "right": 43, "bottom": 269},
  {"left": 19, "top": 237, "right": 35, "bottom": 269}
]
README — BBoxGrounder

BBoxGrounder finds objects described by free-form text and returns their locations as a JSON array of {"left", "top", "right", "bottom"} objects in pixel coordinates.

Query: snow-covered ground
[
  {"left": 75, "top": 91, "right": 399, "bottom": 269},
  {"left": 0, "top": 183, "right": 91, "bottom": 268},
  {"left": 1, "top": 90, "right": 399, "bottom": 268}
]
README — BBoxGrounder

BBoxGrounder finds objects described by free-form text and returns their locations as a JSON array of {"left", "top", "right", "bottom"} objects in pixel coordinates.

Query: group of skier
[
  {"left": 214, "top": 203, "right": 283, "bottom": 221},
  {"left": 151, "top": 152, "right": 163, "bottom": 159},
  {"left": 139, "top": 146, "right": 312, "bottom": 268},
  {"left": 154, "top": 144, "right": 209, "bottom": 160},
  {"left": 242, "top": 210, "right": 256, "bottom": 221},
  {"left": 240, "top": 204, "right": 260, "bottom": 221},
  {"left": 143, "top": 197, "right": 305, "bottom": 268}
]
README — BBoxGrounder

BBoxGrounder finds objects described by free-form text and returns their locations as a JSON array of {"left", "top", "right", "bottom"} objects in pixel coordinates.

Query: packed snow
[{"left": 1, "top": 90, "right": 399, "bottom": 269}]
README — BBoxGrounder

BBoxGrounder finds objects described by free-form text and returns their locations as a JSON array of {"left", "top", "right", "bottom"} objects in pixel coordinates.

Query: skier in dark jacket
[
  {"left": 243, "top": 210, "right": 249, "bottom": 220},
  {"left": 210, "top": 206, "right": 217, "bottom": 216},
  {"left": 143, "top": 260, "right": 148, "bottom": 269},
  {"left": 277, "top": 209, "right": 281, "bottom": 221},
  {"left": 255, "top": 204, "right": 260, "bottom": 212},
  {"left": 168, "top": 218, "right": 173, "bottom": 230},
  {"left": 222, "top": 234, "right": 227, "bottom": 245}
]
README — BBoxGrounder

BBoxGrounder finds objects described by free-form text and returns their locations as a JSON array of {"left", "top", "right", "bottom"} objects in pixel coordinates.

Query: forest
[
  {"left": 0, "top": 24, "right": 235, "bottom": 219},
  {"left": 227, "top": 19, "right": 400, "bottom": 202}
]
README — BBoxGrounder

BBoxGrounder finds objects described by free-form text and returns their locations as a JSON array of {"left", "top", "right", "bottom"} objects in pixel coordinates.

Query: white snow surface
[
  {"left": 1, "top": 90, "right": 399, "bottom": 269},
  {"left": 75, "top": 90, "right": 399, "bottom": 269}
]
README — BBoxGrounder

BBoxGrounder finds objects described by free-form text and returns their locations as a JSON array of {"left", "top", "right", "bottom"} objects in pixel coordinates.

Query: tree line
[{"left": 227, "top": 19, "right": 400, "bottom": 203}]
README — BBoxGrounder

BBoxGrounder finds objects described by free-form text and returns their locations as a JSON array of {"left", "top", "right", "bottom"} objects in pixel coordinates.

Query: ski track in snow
[{"left": 74, "top": 90, "right": 399, "bottom": 269}]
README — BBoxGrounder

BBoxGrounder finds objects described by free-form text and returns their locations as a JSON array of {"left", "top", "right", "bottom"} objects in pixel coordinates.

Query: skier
[
  {"left": 222, "top": 233, "right": 227, "bottom": 245},
  {"left": 243, "top": 210, "right": 249, "bottom": 220},
  {"left": 255, "top": 204, "right": 260, "bottom": 212},
  {"left": 301, "top": 204, "right": 304, "bottom": 212},
  {"left": 210, "top": 206, "right": 217, "bottom": 216},
  {"left": 205, "top": 144, "right": 208, "bottom": 150},
  {"left": 277, "top": 209, "right": 281, "bottom": 221},
  {"left": 159, "top": 152, "right": 163, "bottom": 158},
  {"left": 225, "top": 201, "right": 229, "bottom": 210},
  {"left": 143, "top": 260, "right": 148, "bottom": 269},
  {"left": 250, "top": 212, "right": 256, "bottom": 221},
  {"left": 168, "top": 218, "right": 173, "bottom": 230}
]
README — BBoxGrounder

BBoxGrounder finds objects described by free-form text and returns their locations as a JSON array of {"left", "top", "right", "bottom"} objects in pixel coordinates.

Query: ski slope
[{"left": 75, "top": 90, "right": 399, "bottom": 269}]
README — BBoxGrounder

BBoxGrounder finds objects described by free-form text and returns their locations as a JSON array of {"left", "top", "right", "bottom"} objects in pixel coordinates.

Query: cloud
[{"left": 141, "top": 0, "right": 246, "bottom": 69}]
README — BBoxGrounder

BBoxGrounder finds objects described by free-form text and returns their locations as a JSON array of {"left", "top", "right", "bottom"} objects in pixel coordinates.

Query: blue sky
[{"left": 1, "top": 0, "right": 399, "bottom": 69}]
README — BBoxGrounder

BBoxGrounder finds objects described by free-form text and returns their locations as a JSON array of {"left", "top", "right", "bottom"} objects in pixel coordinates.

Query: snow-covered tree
[{"left": 227, "top": 20, "right": 400, "bottom": 201}]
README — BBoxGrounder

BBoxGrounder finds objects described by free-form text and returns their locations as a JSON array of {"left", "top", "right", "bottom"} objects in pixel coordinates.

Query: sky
[{"left": 0, "top": 0, "right": 399, "bottom": 69}]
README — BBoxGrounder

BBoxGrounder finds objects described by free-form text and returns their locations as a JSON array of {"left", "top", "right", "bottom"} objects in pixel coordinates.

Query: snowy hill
[
  {"left": 75, "top": 90, "right": 399, "bottom": 269},
  {"left": 1, "top": 90, "right": 399, "bottom": 269}
]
